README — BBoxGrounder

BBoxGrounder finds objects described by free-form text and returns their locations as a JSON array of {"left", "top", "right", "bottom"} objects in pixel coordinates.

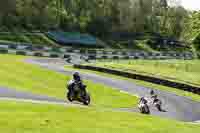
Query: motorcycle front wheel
[
  {"left": 67, "top": 92, "right": 74, "bottom": 102},
  {"left": 82, "top": 93, "right": 90, "bottom": 105}
]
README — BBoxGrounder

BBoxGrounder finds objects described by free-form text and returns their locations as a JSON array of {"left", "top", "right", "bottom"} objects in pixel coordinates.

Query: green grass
[
  {"left": 92, "top": 60, "right": 200, "bottom": 86},
  {"left": 0, "top": 54, "right": 136, "bottom": 108},
  {"left": 0, "top": 100, "right": 199, "bottom": 133},
  {"left": 0, "top": 33, "right": 57, "bottom": 46},
  {"left": 65, "top": 65, "right": 200, "bottom": 102}
]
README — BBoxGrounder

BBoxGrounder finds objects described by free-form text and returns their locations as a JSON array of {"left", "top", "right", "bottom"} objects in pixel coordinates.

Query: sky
[{"left": 181, "top": 0, "right": 200, "bottom": 11}]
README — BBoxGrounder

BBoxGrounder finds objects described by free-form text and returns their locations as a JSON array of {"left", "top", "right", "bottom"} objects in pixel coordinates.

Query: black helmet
[
  {"left": 73, "top": 72, "right": 80, "bottom": 80},
  {"left": 150, "top": 90, "right": 154, "bottom": 95}
]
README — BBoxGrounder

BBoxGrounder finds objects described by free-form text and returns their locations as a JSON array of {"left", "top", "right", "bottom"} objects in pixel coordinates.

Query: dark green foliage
[
  {"left": 88, "top": 50, "right": 96, "bottom": 54},
  {"left": 0, "top": 0, "right": 197, "bottom": 52},
  {"left": 50, "top": 54, "right": 59, "bottom": 58},
  {"left": 193, "top": 33, "right": 200, "bottom": 51},
  {"left": 113, "top": 56, "right": 119, "bottom": 59},
  {"left": 34, "top": 52, "right": 43, "bottom": 57},
  {"left": 0, "top": 0, "right": 189, "bottom": 40},
  {"left": 80, "top": 49, "right": 86, "bottom": 54},
  {"left": 16, "top": 51, "right": 26, "bottom": 55},
  {"left": 123, "top": 56, "right": 130, "bottom": 59},
  {"left": 0, "top": 48, "right": 8, "bottom": 54},
  {"left": 51, "top": 47, "right": 61, "bottom": 52}
]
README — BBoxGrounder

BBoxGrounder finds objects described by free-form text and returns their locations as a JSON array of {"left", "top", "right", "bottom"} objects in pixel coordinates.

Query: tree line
[{"left": 0, "top": 0, "right": 196, "bottom": 40}]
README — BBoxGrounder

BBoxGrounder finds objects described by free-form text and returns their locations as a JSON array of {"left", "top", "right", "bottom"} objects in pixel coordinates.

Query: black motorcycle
[{"left": 67, "top": 81, "right": 90, "bottom": 105}]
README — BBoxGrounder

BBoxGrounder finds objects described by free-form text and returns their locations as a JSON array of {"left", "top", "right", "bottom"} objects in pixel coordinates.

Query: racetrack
[
  {"left": 0, "top": 57, "right": 200, "bottom": 122},
  {"left": 26, "top": 58, "right": 200, "bottom": 122}
]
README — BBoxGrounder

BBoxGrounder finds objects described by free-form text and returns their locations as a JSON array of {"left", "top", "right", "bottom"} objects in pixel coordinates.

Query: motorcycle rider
[
  {"left": 150, "top": 90, "right": 158, "bottom": 103},
  {"left": 67, "top": 72, "right": 86, "bottom": 95},
  {"left": 139, "top": 97, "right": 148, "bottom": 105},
  {"left": 150, "top": 91, "right": 164, "bottom": 112}
]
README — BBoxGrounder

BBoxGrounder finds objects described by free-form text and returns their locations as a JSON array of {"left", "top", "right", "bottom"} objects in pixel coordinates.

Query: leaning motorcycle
[{"left": 67, "top": 82, "right": 90, "bottom": 105}]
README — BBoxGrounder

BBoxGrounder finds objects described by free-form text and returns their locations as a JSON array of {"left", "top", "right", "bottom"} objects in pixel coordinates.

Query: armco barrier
[{"left": 74, "top": 65, "right": 200, "bottom": 95}]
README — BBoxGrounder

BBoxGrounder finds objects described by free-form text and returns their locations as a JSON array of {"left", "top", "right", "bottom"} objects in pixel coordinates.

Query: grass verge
[{"left": 0, "top": 100, "right": 199, "bottom": 133}]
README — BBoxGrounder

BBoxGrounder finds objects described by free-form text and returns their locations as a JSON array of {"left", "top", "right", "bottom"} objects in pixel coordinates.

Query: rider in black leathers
[{"left": 67, "top": 72, "right": 86, "bottom": 95}]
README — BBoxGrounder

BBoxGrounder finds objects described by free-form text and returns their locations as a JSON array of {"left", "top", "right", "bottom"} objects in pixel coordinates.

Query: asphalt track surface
[{"left": 1, "top": 58, "right": 200, "bottom": 122}]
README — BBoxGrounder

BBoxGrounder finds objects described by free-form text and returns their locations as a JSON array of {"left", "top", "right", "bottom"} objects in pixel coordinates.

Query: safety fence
[{"left": 0, "top": 43, "right": 194, "bottom": 60}]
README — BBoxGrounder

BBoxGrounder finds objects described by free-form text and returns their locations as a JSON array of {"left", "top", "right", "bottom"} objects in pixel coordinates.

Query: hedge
[
  {"left": 34, "top": 52, "right": 43, "bottom": 57},
  {"left": 16, "top": 51, "right": 26, "bottom": 55},
  {"left": 113, "top": 56, "right": 119, "bottom": 59},
  {"left": 51, "top": 47, "right": 61, "bottom": 52},
  {"left": 0, "top": 48, "right": 8, "bottom": 54},
  {"left": 123, "top": 56, "right": 130, "bottom": 59},
  {"left": 50, "top": 54, "right": 59, "bottom": 58}
]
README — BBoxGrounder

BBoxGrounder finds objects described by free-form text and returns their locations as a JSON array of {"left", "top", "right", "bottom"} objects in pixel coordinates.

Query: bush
[
  {"left": 51, "top": 47, "right": 61, "bottom": 52},
  {"left": 34, "top": 52, "right": 43, "bottom": 57},
  {"left": 122, "top": 52, "right": 127, "bottom": 55},
  {"left": 197, "top": 53, "right": 200, "bottom": 59},
  {"left": 112, "top": 51, "right": 118, "bottom": 55},
  {"left": 50, "top": 54, "right": 59, "bottom": 58},
  {"left": 80, "top": 49, "right": 86, "bottom": 54},
  {"left": 113, "top": 56, "right": 119, "bottom": 59},
  {"left": 0, "top": 48, "right": 8, "bottom": 54},
  {"left": 16, "top": 51, "right": 26, "bottom": 55},
  {"left": 123, "top": 56, "right": 130, "bottom": 59}
]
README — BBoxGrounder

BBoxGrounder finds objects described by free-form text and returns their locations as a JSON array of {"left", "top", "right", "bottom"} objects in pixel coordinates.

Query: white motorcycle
[{"left": 138, "top": 100, "right": 150, "bottom": 114}]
